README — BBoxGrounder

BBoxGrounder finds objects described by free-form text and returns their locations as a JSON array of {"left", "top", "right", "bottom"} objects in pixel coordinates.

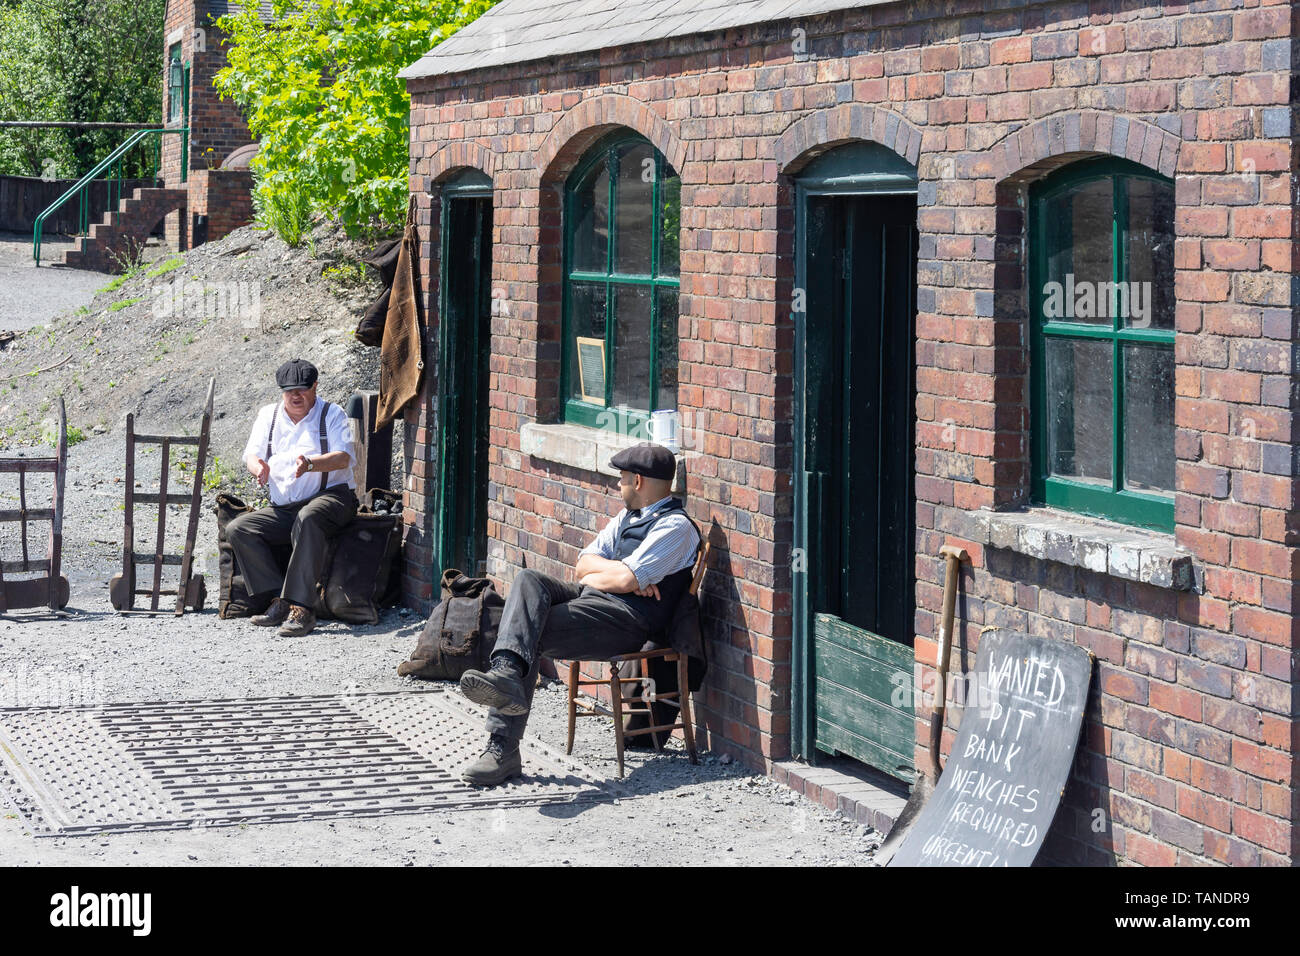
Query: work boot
[
  {"left": 250, "top": 597, "right": 291, "bottom": 627},
  {"left": 461, "top": 734, "right": 522, "bottom": 787},
  {"left": 459, "top": 652, "right": 529, "bottom": 716},
  {"left": 277, "top": 604, "right": 316, "bottom": 637}
]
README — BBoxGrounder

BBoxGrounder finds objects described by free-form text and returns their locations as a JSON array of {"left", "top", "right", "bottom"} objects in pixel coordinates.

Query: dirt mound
[{"left": 0, "top": 218, "right": 399, "bottom": 494}]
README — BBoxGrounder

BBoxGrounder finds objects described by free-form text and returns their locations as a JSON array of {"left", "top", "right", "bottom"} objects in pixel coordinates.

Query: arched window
[
  {"left": 562, "top": 131, "right": 681, "bottom": 433},
  {"left": 1030, "top": 158, "right": 1175, "bottom": 531}
]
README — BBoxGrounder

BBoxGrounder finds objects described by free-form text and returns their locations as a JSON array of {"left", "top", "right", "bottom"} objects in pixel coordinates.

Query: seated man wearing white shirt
[
  {"left": 226, "top": 359, "right": 358, "bottom": 637},
  {"left": 457, "top": 442, "right": 701, "bottom": 787}
]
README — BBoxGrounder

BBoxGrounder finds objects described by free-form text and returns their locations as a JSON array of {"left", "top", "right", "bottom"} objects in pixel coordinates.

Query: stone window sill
[
  {"left": 965, "top": 507, "right": 1197, "bottom": 591},
  {"left": 520, "top": 422, "right": 685, "bottom": 491}
]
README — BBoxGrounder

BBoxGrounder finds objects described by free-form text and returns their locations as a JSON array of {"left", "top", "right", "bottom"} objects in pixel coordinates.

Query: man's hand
[
  {"left": 248, "top": 456, "right": 270, "bottom": 486},
  {"left": 633, "top": 582, "right": 661, "bottom": 600},
  {"left": 294, "top": 455, "right": 312, "bottom": 478}
]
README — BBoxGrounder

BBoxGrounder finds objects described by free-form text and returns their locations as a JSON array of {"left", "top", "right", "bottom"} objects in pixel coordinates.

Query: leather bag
[{"left": 398, "top": 569, "right": 504, "bottom": 681}]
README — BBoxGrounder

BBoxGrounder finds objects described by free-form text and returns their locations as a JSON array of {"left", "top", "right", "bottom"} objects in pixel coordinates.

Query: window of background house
[
  {"left": 167, "top": 43, "right": 182, "bottom": 124},
  {"left": 1030, "top": 158, "right": 1175, "bottom": 531},
  {"left": 562, "top": 131, "right": 681, "bottom": 435}
]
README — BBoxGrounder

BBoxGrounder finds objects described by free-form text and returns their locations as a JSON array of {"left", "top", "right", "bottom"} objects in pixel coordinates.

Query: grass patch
[
  {"left": 202, "top": 455, "right": 244, "bottom": 494},
  {"left": 39, "top": 420, "right": 86, "bottom": 446},
  {"left": 146, "top": 257, "right": 184, "bottom": 279},
  {"left": 107, "top": 297, "right": 145, "bottom": 312},
  {"left": 322, "top": 258, "right": 369, "bottom": 289}
]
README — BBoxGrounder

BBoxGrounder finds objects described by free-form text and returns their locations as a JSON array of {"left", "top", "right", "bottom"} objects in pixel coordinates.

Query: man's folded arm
[
  {"left": 580, "top": 516, "right": 699, "bottom": 597},
  {"left": 617, "top": 516, "right": 700, "bottom": 593}
]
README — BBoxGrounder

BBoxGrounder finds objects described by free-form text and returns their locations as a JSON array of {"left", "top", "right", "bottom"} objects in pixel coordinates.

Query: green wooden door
[
  {"left": 801, "top": 192, "right": 918, "bottom": 781},
  {"left": 437, "top": 190, "right": 492, "bottom": 577}
]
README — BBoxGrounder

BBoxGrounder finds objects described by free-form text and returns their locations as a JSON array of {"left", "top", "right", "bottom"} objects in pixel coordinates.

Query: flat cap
[
  {"left": 609, "top": 442, "right": 676, "bottom": 481},
  {"left": 276, "top": 358, "right": 318, "bottom": 391}
]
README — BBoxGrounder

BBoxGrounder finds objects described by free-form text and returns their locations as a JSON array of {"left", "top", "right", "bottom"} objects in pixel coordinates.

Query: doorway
[
  {"left": 436, "top": 172, "right": 493, "bottom": 578},
  {"left": 792, "top": 143, "right": 918, "bottom": 781}
]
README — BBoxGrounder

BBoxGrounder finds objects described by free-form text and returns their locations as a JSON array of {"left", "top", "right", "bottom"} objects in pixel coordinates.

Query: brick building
[
  {"left": 398, "top": 0, "right": 1297, "bottom": 865},
  {"left": 158, "top": 0, "right": 262, "bottom": 251},
  {"left": 63, "top": 0, "right": 259, "bottom": 270}
]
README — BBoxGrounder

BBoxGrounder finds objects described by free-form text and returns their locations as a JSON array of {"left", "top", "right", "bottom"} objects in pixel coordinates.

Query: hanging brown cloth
[
  {"left": 354, "top": 237, "right": 402, "bottom": 347},
  {"left": 375, "top": 195, "right": 424, "bottom": 429}
]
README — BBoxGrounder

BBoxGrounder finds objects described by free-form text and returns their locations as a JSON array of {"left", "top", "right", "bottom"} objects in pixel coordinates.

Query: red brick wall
[
  {"left": 405, "top": 0, "right": 1297, "bottom": 865},
  {"left": 188, "top": 168, "right": 255, "bottom": 242}
]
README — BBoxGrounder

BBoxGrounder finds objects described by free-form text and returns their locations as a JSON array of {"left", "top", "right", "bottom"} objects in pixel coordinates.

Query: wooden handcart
[
  {"left": 109, "top": 379, "right": 214, "bottom": 615},
  {"left": 0, "top": 398, "right": 69, "bottom": 613}
]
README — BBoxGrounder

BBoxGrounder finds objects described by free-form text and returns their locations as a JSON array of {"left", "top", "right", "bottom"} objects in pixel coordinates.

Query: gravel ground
[
  {"left": 0, "top": 222, "right": 879, "bottom": 866},
  {"left": 0, "top": 230, "right": 105, "bottom": 333},
  {"left": 0, "top": 435, "right": 880, "bottom": 865}
]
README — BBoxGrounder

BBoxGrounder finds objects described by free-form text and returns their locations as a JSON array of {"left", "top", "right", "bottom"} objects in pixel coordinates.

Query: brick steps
[
  {"left": 60, "top": 187, "right": 187, "bottom": 273},
  {"left": 774, "top": 757, "right": 910, "bottom": 837}
]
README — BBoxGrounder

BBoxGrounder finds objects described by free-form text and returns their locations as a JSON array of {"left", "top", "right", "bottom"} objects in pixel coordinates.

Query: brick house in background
[
  {"left": 398, "top": 0, "right": 1297, "bottom": 866},
  {"left": 62, "top": 0, "right": 259, "bottom": 270},
  {"left": 159, "top": 0, "right": 262, "bottom": 251}
]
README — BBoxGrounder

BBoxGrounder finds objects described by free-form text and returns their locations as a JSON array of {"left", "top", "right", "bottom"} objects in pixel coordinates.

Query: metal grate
[{"left": 0, "top": 690, "right": 617, "bottom": 836}]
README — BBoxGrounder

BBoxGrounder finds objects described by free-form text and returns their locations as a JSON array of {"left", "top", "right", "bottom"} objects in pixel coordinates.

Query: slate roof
[
  {"left": 206, "top": 0, "right": 280, "bottom": 23},
  {"left": 400, "top": 0, "right": 893, "bottom": 80}
]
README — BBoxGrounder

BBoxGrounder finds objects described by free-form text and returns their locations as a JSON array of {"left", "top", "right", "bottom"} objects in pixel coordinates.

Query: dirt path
[{"left": 0, "top": 230, "right": 106, "bottom": 333}]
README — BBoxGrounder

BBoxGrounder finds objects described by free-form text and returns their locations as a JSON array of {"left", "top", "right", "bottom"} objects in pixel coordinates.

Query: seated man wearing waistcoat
[{"left": 458, "top": 442, "right": 701, "bottom": 787}]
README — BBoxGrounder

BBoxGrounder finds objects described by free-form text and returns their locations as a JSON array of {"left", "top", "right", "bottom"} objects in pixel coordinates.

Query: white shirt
[{"left": 242, "top": 398, "right": 357, "bottom": 506}]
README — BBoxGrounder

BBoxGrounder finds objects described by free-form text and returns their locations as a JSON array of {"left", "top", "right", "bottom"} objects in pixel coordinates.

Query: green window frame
[
  {"left": 1030, "top": 157, "right": 1176, "bottom": 532},
  {"left": 560, "top": 131, "right": 681, "bottom": 435}
]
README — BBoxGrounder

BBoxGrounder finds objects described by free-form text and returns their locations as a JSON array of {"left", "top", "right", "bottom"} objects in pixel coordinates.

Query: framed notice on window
[{"left": 576, "top": 337, "right": 606, "bottom": 405}]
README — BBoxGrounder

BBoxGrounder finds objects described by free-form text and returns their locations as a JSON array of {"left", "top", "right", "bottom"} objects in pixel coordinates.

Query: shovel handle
[{"left": 929, "top": 545, "right": 967, "bottom": 778}]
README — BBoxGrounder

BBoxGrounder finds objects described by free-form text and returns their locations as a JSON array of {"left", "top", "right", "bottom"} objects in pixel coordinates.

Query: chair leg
[
  {"left": 677, "top": 654, "right": 698, "bottom": 765},
  {"left": 645, "top": 659, "right": 662, "bottom": 752},
  {"left": 609, "top": 663, "right": 626, "bottom": 779},
  {"left": 565, "top": 661, "right": 578, "bottom": 755}
]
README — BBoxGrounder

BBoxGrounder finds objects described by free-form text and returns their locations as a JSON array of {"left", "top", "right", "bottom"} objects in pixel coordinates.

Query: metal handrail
[{"left": 32, "top": 126, "right": 188, "bottom": 267}]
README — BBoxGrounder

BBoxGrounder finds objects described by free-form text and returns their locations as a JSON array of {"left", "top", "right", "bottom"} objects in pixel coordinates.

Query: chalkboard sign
[
  {"left": 888, "top": 630, "right": 1093, "bottom": 867},
  {"left": 576, "top": 336, "right": 606, "bottom": 405}
]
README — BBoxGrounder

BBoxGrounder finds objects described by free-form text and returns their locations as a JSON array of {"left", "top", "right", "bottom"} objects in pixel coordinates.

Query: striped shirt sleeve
[
  {"left": 578, "top": 511, "right": 621, "bottom": 561},
  {"left": 619, "top": 514, "right": 700, "bottom": 589}
]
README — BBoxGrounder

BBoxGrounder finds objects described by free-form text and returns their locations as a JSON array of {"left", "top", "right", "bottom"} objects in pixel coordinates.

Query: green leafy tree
[
  {"left": 214, "top": 0, "right": 497, "bottom": 242},
  {"left": 0, "top": 0, "right": 165, "bottom": 178}
]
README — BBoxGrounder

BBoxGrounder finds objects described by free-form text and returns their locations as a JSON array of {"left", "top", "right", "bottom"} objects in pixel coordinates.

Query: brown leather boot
[
  {"left": 250, "top": 597, "right": 291, "bottom": 627},
  {"left": 461, "top": 734, "right": 522, "bottom": 787},
  {"left": 277, "top": 604, "right": 316, "bottom": 637}
]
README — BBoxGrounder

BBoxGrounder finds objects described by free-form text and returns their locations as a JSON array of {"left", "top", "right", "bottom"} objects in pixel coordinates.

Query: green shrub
[{"left": 253, "top": 181, "right": 313, "bottom": 248}]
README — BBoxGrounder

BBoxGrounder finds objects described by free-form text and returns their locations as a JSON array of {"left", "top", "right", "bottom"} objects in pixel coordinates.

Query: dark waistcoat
[{"left": 608, "top": 498, "right": 701, "bottom": 633}]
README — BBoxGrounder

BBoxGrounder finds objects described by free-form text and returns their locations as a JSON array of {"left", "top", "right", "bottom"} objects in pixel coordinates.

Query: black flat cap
[
  {"left": 276, "top": 358, "right": 318, "bottom": 391},
  {"left": 609, "top": 442, "right": 676, "bottom": 481}
]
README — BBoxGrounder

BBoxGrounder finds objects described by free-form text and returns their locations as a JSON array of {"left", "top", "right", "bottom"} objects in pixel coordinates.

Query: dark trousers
[
  {"left": 487, "top": 568, "right": 653, "bottom": 742},
  {"left": 225, "top": 486, "right": 358, "bottom": 608}
]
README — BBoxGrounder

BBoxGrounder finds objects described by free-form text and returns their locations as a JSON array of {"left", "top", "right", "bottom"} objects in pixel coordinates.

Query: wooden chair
[{"left": 566, "top": 541, "right": 709, "bottom": 778}]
